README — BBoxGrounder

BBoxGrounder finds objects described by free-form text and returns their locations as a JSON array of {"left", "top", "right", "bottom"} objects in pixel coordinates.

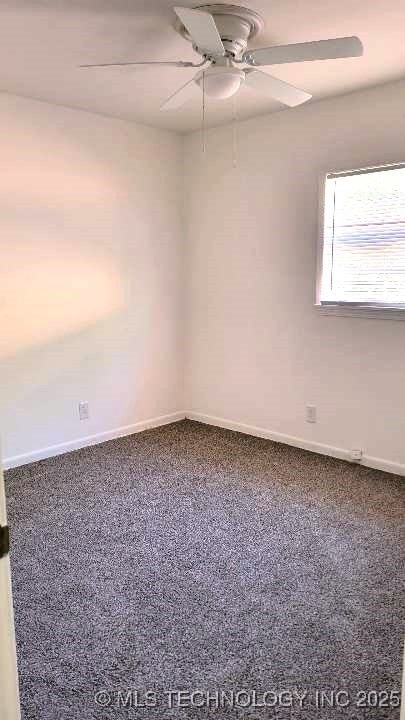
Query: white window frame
[{"left": 315, "top": 161, "right": 405, "bottom": 320}]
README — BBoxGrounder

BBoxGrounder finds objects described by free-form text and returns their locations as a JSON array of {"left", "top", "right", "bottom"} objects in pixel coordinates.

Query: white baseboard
[
  {"left": 186, "top": 411, "right": 405, "bottom": 478},
  {"left": 4, "top": 409, "right": 404, "bottom": 478},
  {"left": 3, "top": 412, "right": 186, "bottom": 470}
]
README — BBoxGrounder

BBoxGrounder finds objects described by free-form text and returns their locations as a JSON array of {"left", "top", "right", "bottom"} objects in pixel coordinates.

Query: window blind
[{"left": 320, "top": 164, "right": 405, "bottom": 307}]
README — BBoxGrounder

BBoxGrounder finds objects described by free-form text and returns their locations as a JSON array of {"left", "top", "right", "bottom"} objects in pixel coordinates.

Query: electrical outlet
[
  {"left": 78, "top": 401, "right": 89, "bottom": 421},
  {"left": 306, "top": 404, "right": 317, "bottom": 423},
  {"left": 350, "top": 449, "right": 363, "bottom": 462}
]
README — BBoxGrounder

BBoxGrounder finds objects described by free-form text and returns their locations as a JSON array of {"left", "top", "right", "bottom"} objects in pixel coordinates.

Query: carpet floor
[{"left": 5, "top": 419, "right": 405, "bottom": 720}]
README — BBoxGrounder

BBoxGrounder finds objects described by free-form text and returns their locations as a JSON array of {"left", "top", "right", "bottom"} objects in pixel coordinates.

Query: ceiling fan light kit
[
  {"left": 196, "top": 65, "right": 245, "bottom": 99},
  {"left": 80, "top": 3, "right": 363, "bottom": 112}
]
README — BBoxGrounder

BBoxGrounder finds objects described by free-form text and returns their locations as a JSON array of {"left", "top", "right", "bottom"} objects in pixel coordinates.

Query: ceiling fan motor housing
[{"left": 175, "top": 4, "right": 265, "bottom": 58}]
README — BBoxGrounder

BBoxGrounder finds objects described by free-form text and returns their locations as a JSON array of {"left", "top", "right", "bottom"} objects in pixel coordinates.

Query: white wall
[
  {"left": 2, "top": 81, "right": 405, "bottom": 471},
  {"left": 0, "top": 94, "right": 185, "bottom": 464},
  {"left": 184, "top": 79, "right": 405, "bottom": 470}
]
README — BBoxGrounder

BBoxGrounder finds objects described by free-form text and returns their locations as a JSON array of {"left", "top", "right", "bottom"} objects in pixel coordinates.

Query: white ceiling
[{"left": 1, "top": 0, "right": 405, "bottom": 133}]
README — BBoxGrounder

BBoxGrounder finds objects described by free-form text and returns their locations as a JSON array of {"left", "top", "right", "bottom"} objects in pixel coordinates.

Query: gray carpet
[{"left": 5, "top": 419, "right": 405, "bottom": 720}]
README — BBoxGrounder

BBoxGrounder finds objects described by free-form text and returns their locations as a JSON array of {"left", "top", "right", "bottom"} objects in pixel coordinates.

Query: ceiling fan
[{"left": 80, "top": 4, "right": 363, "bottom": 111}]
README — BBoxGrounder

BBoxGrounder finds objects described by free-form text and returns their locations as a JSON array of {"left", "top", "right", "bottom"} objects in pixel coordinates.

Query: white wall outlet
[
  {"left": 78, "top": 401, "right": 89, "bottom": 421},
  {"left": 306, "top": 404, "right": 317, "bottom": 423},
  {"left": 350, "top": 449, "right": 363, "bottom": 462}
]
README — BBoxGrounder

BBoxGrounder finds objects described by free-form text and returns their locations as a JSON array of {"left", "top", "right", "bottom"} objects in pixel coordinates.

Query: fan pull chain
[
  {"left": 232, "top": 93, "right": 238, "bottom": 168},
  {"left": 202, "top": 71, "right": 206, "bottom": 155}
]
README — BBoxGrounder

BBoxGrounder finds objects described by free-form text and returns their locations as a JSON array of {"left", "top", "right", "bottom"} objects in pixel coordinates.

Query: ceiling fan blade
[
  {"left": 244, "top": 36, "right": 363, "bottom": 66},
  {"left": 79, "top": 60, "right": 193, "bottom": 68},
  {"left": 174, "top": 6, "right": 225, "bottom": 56},
  {"left": 160, "top": 76, "right": 199, "bottom": 111},
  {"left": 245, "top": 70, "right": 312, "bottom": 107}
]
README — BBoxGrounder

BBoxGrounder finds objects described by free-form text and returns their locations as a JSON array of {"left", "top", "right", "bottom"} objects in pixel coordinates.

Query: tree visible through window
[{"left": 320, "top": 164, "right": 405, "bottom": 308}]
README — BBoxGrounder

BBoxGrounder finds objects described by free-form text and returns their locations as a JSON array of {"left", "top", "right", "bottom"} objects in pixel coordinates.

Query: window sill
[{"left": 315, "top": 304, "right": 405, "bottom": 320}]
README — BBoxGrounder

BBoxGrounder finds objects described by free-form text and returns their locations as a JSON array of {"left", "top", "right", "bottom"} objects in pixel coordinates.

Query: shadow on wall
[
  {"left": 0, "top": 105, "right": 173, "bottom": 459},
  {"left": 0, "top": 238, "right": 125, "bottom": 359},
  {"left": 0, "top": 112, "right": 132, "bottom": 361}
]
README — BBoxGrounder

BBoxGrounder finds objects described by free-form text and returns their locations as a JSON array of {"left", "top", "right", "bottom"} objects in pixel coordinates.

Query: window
[{"left": 318, "top": 163, "right": 405, "bottom": 314}]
